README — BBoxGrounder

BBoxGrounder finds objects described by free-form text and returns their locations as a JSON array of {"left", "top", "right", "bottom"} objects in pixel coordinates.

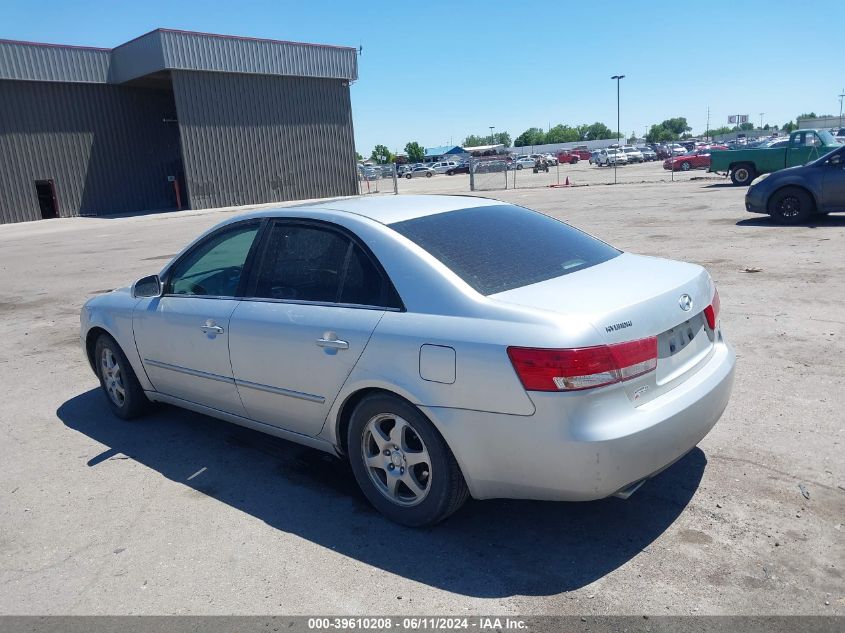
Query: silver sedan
[{"left": 80, "top": 195, "right": 735, "bottom": 526}]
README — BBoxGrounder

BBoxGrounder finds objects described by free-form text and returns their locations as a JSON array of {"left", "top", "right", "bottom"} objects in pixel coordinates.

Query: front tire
[
  {"left": 347, "top": 394, "right": 469, "bottom": 527},
  {"left": 425, "top": 172, "right": 432, "bottom": 178},
  {"left": 680, "top": 161, "right": 691, "bottom": 171},
  {"left": 730, "top": 163, "right": 756, "bottom": 186},
  {"left": 405, "top": 174, "right": 412, "bottom": 179},
  {"left": 768, "top": 186, "right": 814, "bottom": 225},
  {"left": 94, "top": 334, "right": 149, "bottom": 420}
]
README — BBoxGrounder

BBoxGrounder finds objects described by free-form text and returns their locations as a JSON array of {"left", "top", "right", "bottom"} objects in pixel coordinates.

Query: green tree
[
  {"left": 355, "top": 151, "right": 363, "bottom": 161},
  {"left": 739, "top": 122, "right": 755, "bottom": 131},
  {"left": 581, "top": 122, "right": 615, "bottom": 141},
  {"left": 370, "top": 144, "right": 394, "bottom": 164},
  {"left": 707, "top": 126, "right": 732, "bottom": 138},
  {"left": 546, "top": 124, "right": 580, "bottom": 144},
  {"left": 404, "top": 141, "right": 424, "bottom": 162},
  {"left": 493, "top": 131, "right": 512, "bottom": 147},
  {"left": 514, "top": 127, "right": 546, "bottom": 147},
  {"left": 645, "top": 124, "right": 676, "bottom": 143},
  {"left": 782, "top": 121, "right": 797, "bottom": 133},
  {"left": 763, "top": 123, "right": 770, "bottom": 130},
  {"left": 797, "top": 112, "right": 817, "bottom": 120},
  {"left": 462, "top": 132, "right": 511, "bottom": 147}
]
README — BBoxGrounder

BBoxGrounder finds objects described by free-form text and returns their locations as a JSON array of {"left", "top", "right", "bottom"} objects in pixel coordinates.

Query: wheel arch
[
  {"left": 767, "top": 183, "right": 819, "bottom": 213},
  {"left": 331, "top": 385, "right": 476, "bottom": 503},
  {"left": 85, "top": 325, "right": 114, "bottom": 371},
  {"left": 333, "top": 386, "right": 420, "bottom": 457},
  {"left": 729, "top": 160, "right": 755, "bottom": 172}
]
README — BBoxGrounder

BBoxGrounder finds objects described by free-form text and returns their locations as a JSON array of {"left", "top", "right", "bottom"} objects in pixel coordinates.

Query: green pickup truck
[{"left": 710, "top": 129, "right": 841, "bottom": 185}]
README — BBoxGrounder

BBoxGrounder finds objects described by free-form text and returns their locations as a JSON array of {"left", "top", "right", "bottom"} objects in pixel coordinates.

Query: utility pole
[
  {"left": 759, "top": 112, "right": 765, "bottom": 131},
  {"left": 489, "top": 126, "right": 495, "bottom": 146},
  {"left": 706, "top": 107, "right": 710, "bottom": 140},
  {"left": 611, "top": 74, "right": 625, "bottom": 185},
  {"left": 839, "top": 90, "right": 844, "bottom": 130}
]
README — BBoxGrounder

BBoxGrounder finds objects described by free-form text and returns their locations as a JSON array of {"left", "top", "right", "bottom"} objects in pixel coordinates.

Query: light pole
[
  {"left": 759, "top": 112, "right": 765, "bottom": 131},
  {"left": 611, "top": 75, "right": 625, "bottom": 184},
  {"left": 489, "top": 126, "right": 495, "bottom": 146},
  {"left": 839, "top": 90, "right": 844, "bottom": 131}
]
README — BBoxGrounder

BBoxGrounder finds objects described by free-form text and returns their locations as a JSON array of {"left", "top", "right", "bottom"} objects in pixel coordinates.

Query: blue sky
[{"left": 4, "top": 1, "right": 842, "bottom": 155}]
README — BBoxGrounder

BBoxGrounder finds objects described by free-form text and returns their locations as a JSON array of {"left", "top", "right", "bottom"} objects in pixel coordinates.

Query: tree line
[{"left": 361, "top": 111, "right": 832, "bottom": 163}]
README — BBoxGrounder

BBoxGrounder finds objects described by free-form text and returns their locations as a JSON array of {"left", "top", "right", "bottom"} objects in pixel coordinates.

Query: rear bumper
[{"left": 423, "top": 339, "right": 735, "bottom": 501}]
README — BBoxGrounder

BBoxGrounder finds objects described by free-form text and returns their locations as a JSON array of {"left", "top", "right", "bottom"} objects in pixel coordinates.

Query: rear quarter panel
[{"left": 319, "top": 309, "right": 602, "bottom": 445}]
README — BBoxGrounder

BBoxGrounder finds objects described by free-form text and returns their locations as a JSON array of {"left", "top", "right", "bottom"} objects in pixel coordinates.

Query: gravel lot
[{"left": 1, "top": 176, "right": 843, "bottom": 616}]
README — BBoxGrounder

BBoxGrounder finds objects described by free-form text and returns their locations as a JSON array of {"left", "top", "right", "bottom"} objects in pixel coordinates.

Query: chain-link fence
[
  {"left": 357, "top": 164, "right": 398, "bottom": 195},
  {"left": 469, "top": 153, "right": 724, "bottom": 192},
  {"left": 469, "top": 157, "right": 508, "bottom": 191}
]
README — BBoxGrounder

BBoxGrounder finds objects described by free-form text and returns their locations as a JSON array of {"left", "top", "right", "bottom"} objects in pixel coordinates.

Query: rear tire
[
  {"left": 768, "top": 186, "right": 814, "bottom": 225},
  {"left": 405, "top": 174, "right": 412, "bottom": 179},
  {"left": 94, "top": 334, "right": 149, "bottom": 420},
  {"left": 730, "top": 163, "right": 756, "bottom": 186},
  {"left": 680, "top": 161, "right": 691, "bottom": 171},
  {"left": 347, "top": 394, "right": 469, "bottom": 527},
  {"left": 425, "top": 172, "right": 432, "bottom": 178}
]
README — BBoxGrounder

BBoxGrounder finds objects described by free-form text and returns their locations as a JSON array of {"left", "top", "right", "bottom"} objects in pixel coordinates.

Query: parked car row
[{"left": 663, "top": 145, "right": 728, "bottom": 172}]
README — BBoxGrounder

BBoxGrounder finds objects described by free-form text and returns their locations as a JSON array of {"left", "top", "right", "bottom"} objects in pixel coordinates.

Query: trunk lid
[{"left": 490, "top": 252, "right": 716, "bottom": 403}]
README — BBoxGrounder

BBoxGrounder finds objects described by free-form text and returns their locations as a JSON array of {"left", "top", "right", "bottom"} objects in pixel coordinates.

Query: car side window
[
  {"left": 167, "top": 223, "right": 259, "bottom": 297},
  {"left": 250, "top": 222, "right": 402, "bottom": 308},
  {"left": 340, "top": 243, "right": 388, "bottom": 306},
  {"left": 253, "top": 224, "right": 348, "bottom": 302}
]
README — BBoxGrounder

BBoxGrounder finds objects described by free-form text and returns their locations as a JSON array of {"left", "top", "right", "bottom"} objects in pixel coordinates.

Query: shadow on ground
[
  {"left": 736, "top": 215, "right": 845, "bottom": 228},
  {"left": 58, "top": 389, "right": 706, "bottom": 598}
]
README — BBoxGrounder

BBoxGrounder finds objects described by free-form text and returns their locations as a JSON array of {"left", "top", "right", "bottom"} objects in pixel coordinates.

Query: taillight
[
  {"left": 704, "top": 288, "right": 721, "bottom": 330},
  {"left": 507, "top": 336, "right": 657, "bottom": 392}
]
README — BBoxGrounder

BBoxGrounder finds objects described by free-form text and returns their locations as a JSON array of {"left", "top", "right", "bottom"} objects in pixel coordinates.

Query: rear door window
[
  {"left": 250, "top": 221, "right": 402, "bottom": 308},
  {"left": 390, "top": 205, "right": 620, "bottom": 295}
]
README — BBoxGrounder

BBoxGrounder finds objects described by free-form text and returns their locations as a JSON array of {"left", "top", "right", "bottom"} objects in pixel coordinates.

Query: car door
[
  {"left": 821, "top": 149, "right": 845, "bottom": 212},
  {"left": 133, "top": 220, "right": 262, "bottom": 416},
  {"left": 228, "top": 220, "right": 400, "bottom": 436},
  {"left": 787, "top": 132, "right": 823, "bottom": 167}
]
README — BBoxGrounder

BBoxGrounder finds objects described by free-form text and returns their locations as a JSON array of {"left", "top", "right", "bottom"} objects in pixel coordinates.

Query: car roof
[{"left": 240, "top": 194, "right": 503, "bottom": 226}]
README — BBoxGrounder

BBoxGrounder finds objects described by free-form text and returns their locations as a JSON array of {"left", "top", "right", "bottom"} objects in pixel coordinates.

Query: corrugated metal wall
[
  {"left": 171, "top": 70, "right": 358, "bottom": 209},
  {"left": 0, "top": 80, "right": 182, "bottom": 222},
  {"left": 158, "top": 30, "right": 358, "bottom": 82},
  {"left": 0, "top": 41, "right": 110, "bottom": 83}
]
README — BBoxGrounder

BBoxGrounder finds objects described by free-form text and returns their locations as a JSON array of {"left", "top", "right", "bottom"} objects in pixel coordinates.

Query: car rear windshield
[{"left": 389, "top": 204, "right": 620, "bottom": 295}]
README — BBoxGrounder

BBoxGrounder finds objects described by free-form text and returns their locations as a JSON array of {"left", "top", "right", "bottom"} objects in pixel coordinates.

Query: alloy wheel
[
  {"left": 778, "top": 196, "right": 801, "bottom": 217},
  {"left": 101, "top": 348, "right": 126, "bottom": 407},
  {"left": 361, "top": 413, "right": 432, "bottom": 507}
]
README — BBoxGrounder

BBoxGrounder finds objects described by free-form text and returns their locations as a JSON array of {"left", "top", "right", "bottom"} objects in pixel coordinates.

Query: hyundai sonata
[{"left": 81, "top": 195, "right": 735, "bottom": 526}]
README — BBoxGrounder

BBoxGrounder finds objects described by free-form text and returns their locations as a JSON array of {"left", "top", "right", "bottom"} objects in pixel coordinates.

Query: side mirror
[{"left": 132, "top": 274, "right": 162, "bottom": 298}]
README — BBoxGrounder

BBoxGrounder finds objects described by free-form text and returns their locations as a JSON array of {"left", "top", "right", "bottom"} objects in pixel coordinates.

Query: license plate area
[{"left": 656, "top": 313, "right": 712, "bottom": 385}]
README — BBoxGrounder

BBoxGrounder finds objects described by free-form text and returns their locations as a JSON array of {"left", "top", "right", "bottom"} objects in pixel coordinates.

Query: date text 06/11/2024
[{"left": 307, "top": 617, "right": 528, "bottom": 630}]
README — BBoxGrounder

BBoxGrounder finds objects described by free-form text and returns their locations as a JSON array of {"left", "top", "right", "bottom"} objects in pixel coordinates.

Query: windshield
[
  {"left": 389, "top": 205, "right": 620, "bottom": 295},
  {"left": 817, "top": 130, "right": 838, "bottom": 146}
]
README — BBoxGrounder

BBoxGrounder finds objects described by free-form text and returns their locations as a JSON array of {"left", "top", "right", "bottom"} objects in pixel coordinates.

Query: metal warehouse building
[{"left": 0, "top": 29, "right": 359, "bottom": 224}]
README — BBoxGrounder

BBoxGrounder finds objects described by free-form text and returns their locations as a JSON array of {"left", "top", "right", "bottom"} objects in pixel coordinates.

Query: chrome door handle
[
  {"left": 316, "top": 337, "right": 349, "bottom": 350},
  {"left": 200, "top": 324, "right": 225, "bottom": 334}
]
